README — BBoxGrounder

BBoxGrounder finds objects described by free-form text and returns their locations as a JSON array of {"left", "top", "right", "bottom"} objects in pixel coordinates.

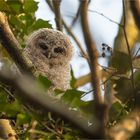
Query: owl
[{"left": 24, "top": 28, "right": 73, "bottom": 94}]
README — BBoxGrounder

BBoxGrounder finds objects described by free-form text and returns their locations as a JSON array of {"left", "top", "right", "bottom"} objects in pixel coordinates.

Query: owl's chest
[
  {"left": 46, "top": 65, "right": 71, "bottom": 91},
  {"left": 31, "top": 57, "right": 71, "bottom": 90}
]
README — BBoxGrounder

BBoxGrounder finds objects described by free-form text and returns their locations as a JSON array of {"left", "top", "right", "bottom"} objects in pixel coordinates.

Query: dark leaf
[
  {"left": 114, "top": 77, "right": 133, "bottom": 102},
  {"left": 62, "top": 89, "right": 86, "bottom": 107},
  {"left": 109, "top": 101, "right": 127, "bottom": 122},
  {"left": 16, "top": 113, "right": 31, "bottom": 126},
  {"left": 70, "top": 68, "right": 76, "bottom": 88},
  {"left": 0, "top": 0, "right": 11, "bottom": 12}
]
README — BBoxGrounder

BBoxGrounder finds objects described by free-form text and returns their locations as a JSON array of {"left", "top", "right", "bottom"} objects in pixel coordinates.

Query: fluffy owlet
[{"left": 24, "top": 28, "right": 73, "bottom": 94}]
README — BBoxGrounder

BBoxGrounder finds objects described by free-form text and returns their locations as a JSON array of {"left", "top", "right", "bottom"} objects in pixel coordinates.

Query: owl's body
[{"left": 24, "top": 28, "right": 73, "bottom": 92}]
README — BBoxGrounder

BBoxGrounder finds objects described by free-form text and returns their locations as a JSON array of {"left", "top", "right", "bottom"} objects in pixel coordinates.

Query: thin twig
[
  {"left": 70, "top": 3, "right": 81, "bottom": 27},
  {"left": 70, "top": 0, "right": 91, "bottom": 27},
  {"left": 133, "top": 46, "right": 140, "bottom": 59},
  {"left": 88, "top": 9, "right": 123, "bottom": 27},
  {"left": 52, "top": 0, "right": 63, "bottom": 31},
  {"left": 80, "top": 1, "right": 102, "bottom": 105}
]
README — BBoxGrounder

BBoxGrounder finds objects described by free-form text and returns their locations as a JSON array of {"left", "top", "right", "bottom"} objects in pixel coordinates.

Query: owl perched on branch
[{"left": 24, "top": 28, "right": 73, "bottom": 93}]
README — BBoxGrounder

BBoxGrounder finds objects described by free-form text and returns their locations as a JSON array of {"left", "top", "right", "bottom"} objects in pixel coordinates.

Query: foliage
[{"left": 0, "top": 0, "right": 52, "bottom": 47}]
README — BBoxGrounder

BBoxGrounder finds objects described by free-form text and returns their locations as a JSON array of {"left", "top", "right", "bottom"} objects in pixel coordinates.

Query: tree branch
[
  {"left": 0, "top": 12, "right": 34, "bottom": 75},
  {"left": 70, "top": 3, "right": 81, "bottom": 27},
  {"left": 80, "top": 0, "right": 107, "bottom": 138},
  {"left": 75, "top": 73, "right": 91, "bottom": 88},
  {"left": 62, "top": 20, "right": 90, "bottom": 61},
  {"left": 46, "top": 0, "right": 89, "bottom": 61},
  {"left": 0, "top": 11, "right": 35, "bottom": 140},
  {"left": 0, "top": 70, "right": 98, "bottom": 139},
  {"left": 52, "top": 0, "right": 63, "bottom": 31},
  {"left": 80, "top": 1, "right": 102, "bottom": 105}
]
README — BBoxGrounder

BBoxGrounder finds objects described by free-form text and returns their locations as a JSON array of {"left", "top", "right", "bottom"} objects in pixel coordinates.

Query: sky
[{"left": 35, "top": 0, "right": 123, "bottom": 100}]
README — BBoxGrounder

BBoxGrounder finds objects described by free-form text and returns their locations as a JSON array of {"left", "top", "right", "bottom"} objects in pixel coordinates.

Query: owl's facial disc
[
  {"left": 37, "top": 39, "right": 66, "bottom": 59},
  {"left": 41, "top": 45, "right": 66, "bottom": 59}
]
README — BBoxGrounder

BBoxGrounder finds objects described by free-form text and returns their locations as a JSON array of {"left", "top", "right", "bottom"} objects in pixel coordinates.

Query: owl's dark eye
[
  {"left": 38, "top": 43, "right": 48, "bottom": 50},
  {"left": 54, "top": 47, "right": 64, "bottom": 53}
]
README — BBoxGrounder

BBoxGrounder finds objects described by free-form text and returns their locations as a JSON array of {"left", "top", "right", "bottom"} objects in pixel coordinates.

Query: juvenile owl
[{"left": 24, "top": 28, "right": 73, "bottom": 93}]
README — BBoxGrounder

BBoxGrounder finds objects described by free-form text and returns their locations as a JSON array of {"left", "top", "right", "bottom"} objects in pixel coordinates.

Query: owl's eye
[
  {"left": 54, "top": 47, "right": 64, "bottom": 53},
  {"left": 38, "top": 43, "right": 48, "bottom": 50}
]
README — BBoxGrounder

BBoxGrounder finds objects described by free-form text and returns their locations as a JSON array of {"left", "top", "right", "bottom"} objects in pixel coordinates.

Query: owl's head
[{"left": 24, "top": 28, "right": 73, "bottom": 67}]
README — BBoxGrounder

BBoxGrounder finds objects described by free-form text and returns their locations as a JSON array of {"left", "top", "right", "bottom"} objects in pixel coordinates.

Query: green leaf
[
  {"left": 6, "top": 0, "right": 23, "bottom": 14},
  {"left": 63, "top": 134, "right": 75, "bottom": 140},
  {"left": 9, "top": 15, "right": 26, "bottom": 30},
  {"left": 29, "top": 19, "right": 52, "bottom": 32},
  {"left": 62, "top": 89, "right": 86, "bottom": 107},
  {"left": 54, "top": 89, "right": 64, "bottom": 95},
  {"left": 80, "top": 100, "right": 94, "bottom": 114},
  {"left": 0, "top": 87, "right": 21, "bottom": 116},
  {"left": 16, "top": 113, "right": 31, "bottom": 126},
  {"left": 24, "top": 0, "right": 38, "bottom": 13},
  {"left": 18, "top": 14, "right": 35, "bottom": 29},
  {"left": 37, "top": 74, "right": 52, "bottom": 89}
]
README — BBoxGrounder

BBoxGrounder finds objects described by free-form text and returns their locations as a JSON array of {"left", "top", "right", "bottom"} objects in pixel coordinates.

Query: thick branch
[
  {"left": 0, "top": 12, "right": 34, "bottom": 75},
  {"left": 80, "top": 1, "right": 102, "bottom": 105},
  {"left": 80, "top": 1, "right": 107, "bottom": 138},
  {"left": 0, "top": 70, "right": 97, "bottom": 139}
]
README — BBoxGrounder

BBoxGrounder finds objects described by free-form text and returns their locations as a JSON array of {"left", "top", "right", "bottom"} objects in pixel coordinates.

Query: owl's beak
[
  {"left": 43, "top": 51, "right": 51, "bottom": 58},
  {"left": 47, "top": 53, "right": 51, "bottom": 58}
]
